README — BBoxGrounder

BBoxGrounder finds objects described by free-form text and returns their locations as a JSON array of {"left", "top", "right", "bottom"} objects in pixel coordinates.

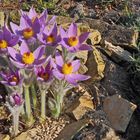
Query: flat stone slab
[
  {"left": 86, "top": 48, "right": 105, "bottom": 82},
  {"left": 80, "top": 18, "right": 138, "bottom": 52},
  {"left": 103, "top": 94, "right": 137, "bottom": 132},
  {"left": 98, "top": 41, "right": 132, "bottom": 66},
  {"left": 67, "top": 88, "right": 94, "bottom": 120}
]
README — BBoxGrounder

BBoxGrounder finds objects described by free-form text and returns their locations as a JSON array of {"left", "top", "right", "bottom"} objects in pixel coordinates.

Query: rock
[
  {"left": 76, "top": 50, "right": 88, "bottom": 64},
  {"left": 67, "top": 88, "right": 94, "bottom": 120},
  {"left": 77, "top": 23, "right": 90, "bottom": 34},
  {"left": 87, "top": 9, "right": 96, "bottom": 18},
  {"left": 9, "top": 10, "right": 20, "bottom": 24},
  {"left": 0, "top": 12, "right": 4, "bottom": 28},
  {"left": 15, "top": 132, "right": 29, "bottom": 140},
  {"left": 78, "top": 62, "right": 88, "bottom": 74},
  {"left": 80, "top": 18, "right": 139, "bottom": 52},
  {"left": 0, "top": 106, "right": 8, "bottom": 119},
  {"left": 79, "top": 93, "right": 94, "bottom": 110},
  {"left": 124, "top": 110, "right": 140, "bottom": 140},
  {"left": 103, "top": 94, "right": 137, "bottom": 132},
  {"left": 87, "top": 29, "right": 102, "bottom": 45},
  {"left": 77, "top": 23, "right": 102, "bottom": 45},
  {"left": 48, "top": 15, "right": 73, "bottom": 25},
  {"left": 86, "top": 48, "right": 105, "bottom": 83},
  {"left": 102, "top": 128, "right": 122, "bottom": 140},
  {"left": 73, "top": 110, "right": 123, "bottom": 140},
  {"left": 2, "top": 135, "right": 10, "bottom": 140},
  {"left": 0, "top": 134, "right": 5, "bottom": 140},
  {"left": 56, "top": 118, "right": 90, "bottom": 140},
  {"left": 70, "top": 3, "right": 85, "bottom": 18},
  {"left": 98, "top": 41, "right": 132, "bottom": 65},
  {"left": 101, "top": 58, "right": 130, "bottom": 97},
  {"left": 102, "top": 10, "right": 120, "bottom": 24}
]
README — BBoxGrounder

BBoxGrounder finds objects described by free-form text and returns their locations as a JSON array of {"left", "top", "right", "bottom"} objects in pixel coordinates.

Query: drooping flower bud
[{"left": 8, "top": 92, "right": 23, "bottom": 107}]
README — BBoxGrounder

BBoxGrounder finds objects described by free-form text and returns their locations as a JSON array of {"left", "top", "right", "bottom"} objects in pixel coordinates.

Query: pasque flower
[
  {"left": 10, "top": 16, "right": 40, "bottom": 41},
  {"left": 9, "top": 92, "right": 23, "bottom": 107},
  {"left": 21, "top": 7, "right": 56, "bottom": 31},
  {"left": 53, "top": 52, "right": 90, "bottom": 85},
  {"left": 60, "top": 23, "right": 92, "bottom": 52},
  {"left": 0, "top": 69, "right": 23, "bottom": 86},
  {"left": 6, "top": 92, "right": 24, "bottom": 136},
  {"left": 0, "top": 26, "right": 19, "bottom": 53},
  {"left": 35, "top": 58, "right": 53, "bottom": 83},
  {"left": 8, "top": 41, "right": 46, "bottom": 69},
  {"left": 38, "top": 23, "right": 61, "bottom": 47}
]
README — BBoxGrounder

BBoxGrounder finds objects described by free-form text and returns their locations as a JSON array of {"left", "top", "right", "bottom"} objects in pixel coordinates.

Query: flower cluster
[{"left": 0, "top": 7, "right": 92, "bottom": 136}]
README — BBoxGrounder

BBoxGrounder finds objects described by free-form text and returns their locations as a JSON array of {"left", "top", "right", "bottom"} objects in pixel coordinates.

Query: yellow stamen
[
  {"left": 46, "top": 34, "right": 55, "bottom": 43},
  {"left": 62, "top": 63, "right": 73, "bottom": 75},
  {"left": 10, "top": 76, "right": 19, "bottom": 84},
  {"left": 31, "top": 17, "right": 36, "bottom": 23},
  {"left": 23, "top": 28, "right": 34, "bottom": 39},
  {"left": 68, "top": 36, "right": 78, "bottom": 47},
  {"left": 0, "top": 40, "right": 8, "bottom": 49},
  {"left": 22, "top": 52, "right": 35, "bottom": 64},
  {"left": 40, "top": 73, "right": 49, "bottom": 81},
  {"left": 31, "top": 15, "right": 40, "bottom": 23}
]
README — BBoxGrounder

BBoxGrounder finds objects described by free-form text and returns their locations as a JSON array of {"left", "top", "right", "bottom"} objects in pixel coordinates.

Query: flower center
[
  {"left": 0, "top": 40, "right": 8, "bottom": 49},
  {"left": 22, "top": 52, "right": 35, "bottom": 64},
  {"left": 68, "top": 37, "right": 78, "bottom": 47},
  {"left": 10, "top": 76, "right": 19, "bottom": 84},
  {"left": 62, "top": 63, "right": 73, "bottom": 75},
  {"left": 40, "top": 72, "right": 49, "bottom": 81},
  {"left": 46, "top": 34, "right": 55, "bottom": 43},
  {"left": 23, "top": 28, "right": 34, "bottom": 39}
]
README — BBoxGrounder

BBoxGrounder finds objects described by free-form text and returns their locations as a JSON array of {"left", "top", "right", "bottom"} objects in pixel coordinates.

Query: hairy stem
[
  {"left": 12, "top": 111, "right": 19, "bottom": 136},
  {"left": 30, "top": 84, "right": 37, "bottom": 109},
  {"left": 41, "top": 90, "right": 46, "bottom": 120},
  {"left": 24, "top": 85, "right": 33, "bottom": 122},
  {"left": 53, "top": 93, "right": 64, "bottom": 119}
]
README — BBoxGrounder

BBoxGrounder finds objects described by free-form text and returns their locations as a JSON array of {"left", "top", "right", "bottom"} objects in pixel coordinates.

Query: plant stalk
[
  {"left": 12, "top": 111, "right": 19, "bottom": 136},
  {"left": 30, "top": 84, "right": 37, "bottom": 109},
  {"left": 53, "top": 93, "right": 64, "bottom": 119},
  {"left": 24, "top": 85, "right": 33, "bottom": 124},
  {"left": 41, "top": 90, "right": 46, "bottom": 120}
]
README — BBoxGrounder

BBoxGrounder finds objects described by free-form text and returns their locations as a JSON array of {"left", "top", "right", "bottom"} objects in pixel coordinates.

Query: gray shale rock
[
  {"left": 74, "top": 110, "right": 123, "bottom": 140},
  {"left": 103, "top": 94, "right": 137, "bottom": 132},
  {"left": 102, "top": 10, "right": 120, "bottom": 24},
  {"left": 101, "top": 57, "right": 131, "bottom": 98},
  {"left": 97, "top": 41, "right": 132, "bottom": 66},
  {"left": 70, "top": 3, "right": 85, "bottom": 18},
  {"left": 80, "top": 18, "right": 138, "bottom": 52}
]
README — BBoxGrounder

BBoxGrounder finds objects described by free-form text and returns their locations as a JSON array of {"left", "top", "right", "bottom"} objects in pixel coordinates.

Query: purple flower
[
  {"left": 9, "top": 92, "right": 23, "bottom": 106},
  {"left": 8, "top": 41, "right": 46, "bottom": 69},
  {"left": 10, "top": 16, "right": 41, "bottom": 41},
  {"left": 53, "top": 52, "right": 90, "bottom": 85},
  {"left": 0, "top": 69, "right": 23, "bottom": 86},
  {"left": 60, "top": 23, "right": 92, "bottom": 52},
  {"left": 38, "top": 23, "right": 61, "bottom": 47},
  {"left": 34, "top": 58, "right": 53, "bottom": 82},
  {"left": 0, "top": 26, "right": 19, "bottom": 53},
  {"left": 21, "top": 7, "right": 56, "bottom": 31}
]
